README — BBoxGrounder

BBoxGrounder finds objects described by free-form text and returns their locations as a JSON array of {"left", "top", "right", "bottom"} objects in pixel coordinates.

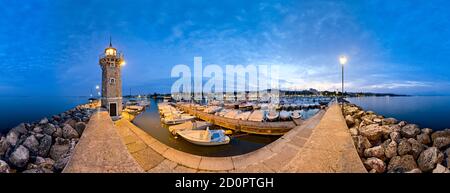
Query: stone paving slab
[{"left": 63, "top": 111, "right": 143, "bottom": 173}]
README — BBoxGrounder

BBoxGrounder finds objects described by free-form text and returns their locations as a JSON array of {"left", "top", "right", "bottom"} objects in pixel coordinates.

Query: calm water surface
[
  {"left": 132, "top": 99, "right": 320, "bottom": 157},
  {"left": 347, "top": 96, "right": 450, "bottom": 131},
  {"left": 0, "top": 96, "right": 90, "bottom": 133}
]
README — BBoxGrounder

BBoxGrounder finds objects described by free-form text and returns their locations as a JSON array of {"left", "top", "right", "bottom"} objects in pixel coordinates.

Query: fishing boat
[
  {"left": 235, "top": 111, "right": 251, "bottom": 120},
  {"left": 291, "top": 110, "right": 302, "bottom": 119},
  {"left": 177, "top": 127, "right": 230, "bottom": 146},
  {"left": 162, "top": 114, "right": 196, "bottom": 125},
  {"left": 248, "top": 110, "right": 265, "bottom": 122},
  {"left": 168, "top": 121, "right": 212, "bottom": 135},
  {"left": 279, "top": 110, "right": 292, "bottom": 120},
  {"left": 266, "top": 110, "right": 279, "bottom": 121}
]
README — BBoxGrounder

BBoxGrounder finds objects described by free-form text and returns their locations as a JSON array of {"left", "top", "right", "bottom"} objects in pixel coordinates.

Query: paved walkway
[
  {"left": 63, "top": 110, "right": 143, "bottom": 173},
  {"left": 114, "top": 103, "right": 366, "bottom": 173}
]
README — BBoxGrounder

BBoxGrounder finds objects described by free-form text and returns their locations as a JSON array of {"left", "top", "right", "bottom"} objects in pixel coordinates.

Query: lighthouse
[{"left": 99, "top": 39, "right": 125, "bottom": 117}]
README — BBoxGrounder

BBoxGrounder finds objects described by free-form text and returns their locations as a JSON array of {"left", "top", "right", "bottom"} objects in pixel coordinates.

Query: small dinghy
[
  {"left": 177, "top": 127, "right": 230, "bottom": 146},
  {"left": 168, "top": 121, "right": 212, "bottom": 135},
  {"left": 266, "top": 110, "right": 279, "bottom": 121},
  {"left": 291, "top": 110, "right": 302, "bottom": 119},
  {"left": 248, "top": 110, "right": 265, "bottom": 122},
  {"left": 235, "top": 111, "right": 251, "bottom": 120},
  {"left": 279, "top": 110, "right": 292, "bottom": 120}
]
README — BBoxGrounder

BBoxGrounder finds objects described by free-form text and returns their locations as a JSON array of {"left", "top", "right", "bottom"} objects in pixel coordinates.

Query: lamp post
[{"left": 339, "top": 55, "right": 348, "bottom": 107}]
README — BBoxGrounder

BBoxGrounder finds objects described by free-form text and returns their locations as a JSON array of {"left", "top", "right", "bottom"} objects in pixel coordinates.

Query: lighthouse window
[
  {"left": 110, "top": 63, "right": 115, "bottom": 68},
  {"left": 110, "top": 78, "right": 116, "bottom": 84}
]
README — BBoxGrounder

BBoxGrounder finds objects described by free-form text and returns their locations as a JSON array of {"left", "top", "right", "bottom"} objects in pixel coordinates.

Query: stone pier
[{"left": 64, "top": 103, "right": 366, "bottom": 173}]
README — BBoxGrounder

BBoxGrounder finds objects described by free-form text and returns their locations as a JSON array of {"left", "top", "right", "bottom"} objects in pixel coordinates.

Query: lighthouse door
[{"left": 109, "top": 103, "right": 117, "bottom": 117}]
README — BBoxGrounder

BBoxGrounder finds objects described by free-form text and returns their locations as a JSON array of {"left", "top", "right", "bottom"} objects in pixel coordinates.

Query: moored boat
[
  {"left": 279, "top": 110, "right": 292, "bottom": 120},
  {"left": 291, "top": 110, "right": 302, "bottom": 119},
  {"left": 177, "top": 127, "right": 230, "bottom": 146},
  {"left": 235, "top": 111, "right": 251, "bottom": 120},
  {"left": 248, "top": 110, "right": 265, "bottom": 122},
  {"left": 266, "top": 110, "right": 279, "bottom": 121},
  {"left": 168, "top": 121, "right": 212, "bottom": 135}
]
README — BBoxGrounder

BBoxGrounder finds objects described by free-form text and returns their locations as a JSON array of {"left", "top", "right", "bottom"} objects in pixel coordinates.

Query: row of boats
[
  {"left": 158, "top": 103, "right": 231, "bottom": 146},
  {"left": 181, "top": 103, "right": 304, "bottom": 122}
]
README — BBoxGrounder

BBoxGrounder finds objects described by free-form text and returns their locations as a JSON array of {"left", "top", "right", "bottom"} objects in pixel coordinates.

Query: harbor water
[
  {"left": 132, "top": 98, "right": 320, "bottom": 157},
  {"left": 347, "top": 96, "right": 450, "bottom": 131}
]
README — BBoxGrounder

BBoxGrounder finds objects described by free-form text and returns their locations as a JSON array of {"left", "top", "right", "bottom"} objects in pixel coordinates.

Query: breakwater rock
[
  {"left": 343, "top": 103, "right": 450, "bottom": 173},
  {"left": 0, "top": 104, "right": 94, "bottom": 173}
]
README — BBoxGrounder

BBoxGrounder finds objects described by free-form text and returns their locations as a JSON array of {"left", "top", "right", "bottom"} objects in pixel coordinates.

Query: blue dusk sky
[{"left": 1, "top": 0, "right": 450, "bottom": 96}]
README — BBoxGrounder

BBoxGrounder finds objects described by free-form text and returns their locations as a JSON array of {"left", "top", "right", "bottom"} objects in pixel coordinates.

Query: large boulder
[
  {"left": 416, "top": 133, "right": 431, "bottom": 145},
  {"left": 345, "top": 115, "right": 355, "bottom": 127},
  {"left": 431, "top": 129, "right": 450, "bottom": 141},
  {"left": 408, "top": 138, "right": 425, "bottom": 159},
  {"left": 390, "top": 131, "right": 401, "bottom": 143},
  {"left": 0, "top": 137, "right": 8, "bottom": 157},
  {"left": 43, "top": 123, "right": 56, "bottom": 136},
  {"left": 432, "top": 164, "right": 450, "bottom": 173},
  {"left": 64, "top": 119, "right": 77, "bottom": 130},
  {"left": 53, "top": 126, "right": 63, "bottom": 138},
  {"left": 397, "top": 139, "right": 412, "bottom": 156},
  {"left": 398, "top": 121, "right": 407, "bottom": 128},
  {"left": 421, "top": 128, "right": 433, "bottom": 135},
  {"left": 387, "top": 155, "right": 418, "bottom": 173},
  {"left": 433, "top": 137, "right": 450, "bottom": 149},
  {"left": 49, "top": 143, "right": 70, "bottom": 161},
  {"left": 344, "top": 106, "right": 359, "bottom": 115},
  {"left": 62, "top": 124, "right": 79, "bottom": 139},
  {"left": 364, "top": 157, "right": 386, "bottom": 173},
  {"left": 53, "top": 155, "right": 70, "bottom": 171},
  {"left": 385, "top": 141, "right": 398, "bottom": 159},
  {"left": 74, "top": 122, "right": 86, "bottom": 136},
  {"left": 39, "top": 117, "right": 49, "bottom": 125},
  {"left": 382, "top": 118, "right": 398, "bottom": 125},
  {"left": 358, "top": 124, "right": 389, "bottom": 142},
  {"left": 22, "top": 135, "right": 39, "bottom": 155},
  {"left": 8, "top": 145, "right": 30, "bottom": 168},
  {"left": 0, "top": 160, "right": 10, "bottom": 173},
  {"left": 37, "top": 135, "right": 52, "bottom": 157},
  {"left": 364, "top": 145, "right": 385, "bottom": 159},
  {"left": 400, "top": 124, "right": 420, "bottom": 138},
  {"left": 34, "top": 157, "right": 55, "bottom": 170},
  {"left": 417, "top": 147, "right": 444, "bottom": 172},
  {"left": 6, "top": 130, "right": 20, "bottom": 147},
  {"left": 10, "top": 123, "right": 27, "bottom": 135},
  {"left": 353, "top": 136, "right": 372, "bottom": 157},
  {"left": 349, "top": 127, "right": 359, "bottom": 136}
]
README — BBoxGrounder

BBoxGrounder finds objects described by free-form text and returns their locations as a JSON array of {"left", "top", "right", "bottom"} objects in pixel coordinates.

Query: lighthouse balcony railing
[{"left": 99, "top": 52, "right": 124, "bottom": 60}]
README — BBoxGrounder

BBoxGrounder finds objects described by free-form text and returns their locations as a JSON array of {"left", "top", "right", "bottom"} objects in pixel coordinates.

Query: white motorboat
[
  {"left": 177, "top": 127, "right": 230, "bottom": 146},
  {"left": 162, "top": 114, "right": 196, "bottom": 125},
  {"left": 260, "top": 103, "right": 269, "bottom": 110},
  {"left": 266, "top": 110, "right": 279, "bottom": 121},
  {"left": 279, "top": 110, "right": 292, "bottom": 120},
  {"left": 168, "top": 121, "right": 212, "bottom": 135},
  {"left": 248, "top": 110, "right": 265, "bottom": 122},
  {"left": 224, "top": 110, "right": 240, "bottom": 119},
  {"left": 291, "top": 110, "right": 302, "bottom": 119},
  {"left": 235, "top": 111, "right": 251, "bottom": 120},
  {"left": 216, "top": 109, "right": 230, "bottom": 116},
  {"left": 204, "top": 106, "right": 223, "bottom": 114}
]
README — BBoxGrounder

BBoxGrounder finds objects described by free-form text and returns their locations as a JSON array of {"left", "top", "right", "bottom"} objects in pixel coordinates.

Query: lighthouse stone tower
[{"left": 99, "top": 40, "right": 125, "bottom": 117}]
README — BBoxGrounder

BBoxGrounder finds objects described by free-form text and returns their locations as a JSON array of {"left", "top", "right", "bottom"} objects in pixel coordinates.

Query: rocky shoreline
[
  {"left": 0, "top": 104, "right": 94, "bottom": 173},
  {"left": 343, "top": 103, "right": 450, "bottom": 173}
]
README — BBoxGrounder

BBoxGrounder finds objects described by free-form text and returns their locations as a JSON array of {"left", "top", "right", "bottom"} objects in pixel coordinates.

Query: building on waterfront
[{"left": 99, "top": 39, "right": 125, "bottom": 117}]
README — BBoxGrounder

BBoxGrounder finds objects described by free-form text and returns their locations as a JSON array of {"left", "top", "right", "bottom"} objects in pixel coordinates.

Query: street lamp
[{"left": 339, "top": 55, "right": 348, "bottom": 107}]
